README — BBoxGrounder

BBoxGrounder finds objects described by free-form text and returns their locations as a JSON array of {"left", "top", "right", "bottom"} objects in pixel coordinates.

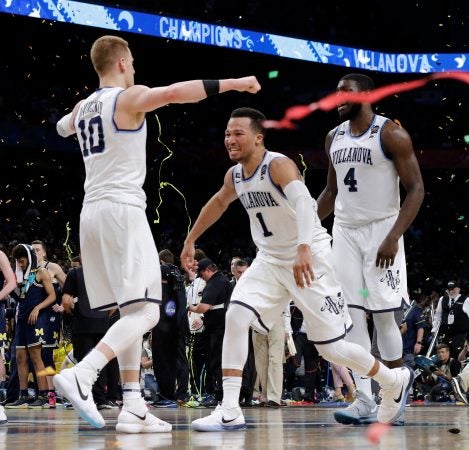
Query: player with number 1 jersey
[{"left": 233, "top": 150, "right": 330, "bottom": 266}]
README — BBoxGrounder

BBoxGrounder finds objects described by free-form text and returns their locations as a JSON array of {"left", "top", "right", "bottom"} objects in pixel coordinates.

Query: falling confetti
[
  {"left": 36, "top": 366, "right": 56, "bottom": 376},
  {"left": 297, "top": 153, "right": 308, "bottom": 180},
  {"left": 359, "top": 289, "right": 370, "bottom": 298},
  {"left": 63, "top": 221, "right": 74, "bottom": 263}
]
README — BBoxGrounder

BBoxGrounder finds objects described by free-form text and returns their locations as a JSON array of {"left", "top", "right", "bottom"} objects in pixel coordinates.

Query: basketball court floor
[{"left": 1, "top": 404, "right": 468, "bottom": 449}]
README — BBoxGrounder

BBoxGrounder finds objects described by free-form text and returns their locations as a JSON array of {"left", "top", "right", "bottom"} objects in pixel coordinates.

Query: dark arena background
[{"left": 0, "top": 1, "right": 467, "bottom": 297}]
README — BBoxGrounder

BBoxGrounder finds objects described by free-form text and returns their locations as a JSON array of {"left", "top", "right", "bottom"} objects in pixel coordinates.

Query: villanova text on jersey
[
  {"left": 331, "top": 147, "right": 373, "bottom": 165},
  {"left": 238, "top": 191, "right": 280, "bottom": 210}
]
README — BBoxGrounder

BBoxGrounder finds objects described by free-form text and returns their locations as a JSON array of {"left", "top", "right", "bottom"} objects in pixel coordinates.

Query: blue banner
[{"left": 1, "top": 0, "right": 467, "bottom": 73}]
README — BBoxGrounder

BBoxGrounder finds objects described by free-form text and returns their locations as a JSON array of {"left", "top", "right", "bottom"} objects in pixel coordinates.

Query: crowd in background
[{"left": 0, "top": 241, "right": 467, "bottom": 410}]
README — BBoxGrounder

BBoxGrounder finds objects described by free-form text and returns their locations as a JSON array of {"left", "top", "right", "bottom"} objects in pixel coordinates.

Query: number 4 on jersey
[{"left": 344, "top": 167, "right": 358, "bottom": 192}]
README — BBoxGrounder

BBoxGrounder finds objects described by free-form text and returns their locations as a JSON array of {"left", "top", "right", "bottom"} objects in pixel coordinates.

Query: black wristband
[
  {"left": 416, "top": 341, "right": 422, "bottom": 344},
  {"left": 202, "top": 79, "right": 220, "bottom": 97}
]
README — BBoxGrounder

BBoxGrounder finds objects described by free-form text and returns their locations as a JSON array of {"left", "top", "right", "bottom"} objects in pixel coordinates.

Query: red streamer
[{"left": 265, "top": 72, "right": 469, "bottom": 129}]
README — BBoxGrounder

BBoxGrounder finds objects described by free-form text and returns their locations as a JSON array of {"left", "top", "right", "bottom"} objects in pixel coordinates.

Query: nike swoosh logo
[
  {"left": 393, "top": 386, "right": 403, "bottom": 403},
  {"left": 128, "top": 411, "right": 147, "bottom": 421},
  {"left": 316, "top": 273, "right": 325, "bottom": 280},
  {"left": 75, "top": 375, "right": 88, "bottom": 401},
  {"left": 221, "top": 417, "right": 236, "bottom": 424}
]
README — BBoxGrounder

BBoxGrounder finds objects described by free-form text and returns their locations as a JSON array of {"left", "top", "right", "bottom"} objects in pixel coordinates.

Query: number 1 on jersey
[
  {"left": 255, "top": 212, "right": 273, "bottom": 237},
  {"left": 344, "top": 167, "right": 358, "bottom": 192}
]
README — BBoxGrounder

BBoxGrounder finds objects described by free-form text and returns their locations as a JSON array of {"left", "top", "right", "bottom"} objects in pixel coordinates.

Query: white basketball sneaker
[
  {"left": 333, "top": 389, "right": 378, "bottom": 424},
  {"left": 192, "top": 405, "right": 246, "bottom": 432},
  {"left": 53, "top": 367, "right": 104, "bottom": 428},
  {"left": 378, "top": 366, "right": 414, "bottom": 424},
  {"left": 116, "top": 409, "right": 172, "bottom": 433}
]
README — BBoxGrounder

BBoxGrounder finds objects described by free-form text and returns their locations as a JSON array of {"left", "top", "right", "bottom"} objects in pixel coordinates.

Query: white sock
[
  {"left": 122, "top": 383, "right": 146, "bottom": 415},
  {"left": 123, "top": 382, "right": 142, "bottom": 400},
  {"left": 222, "top": 376, "right": 242, "bottom": 412},
  {"left": 124, "top": 397, "right": 147, "bottom": 415},
  {"left": 372, "top": 363, "right": 398, "bottom": 387},
  {"left": 352, "top": 372, "right": 374, "bottom": 399},
  {"left": 80, "top": 349, "right": 109, "bottom": 373}
]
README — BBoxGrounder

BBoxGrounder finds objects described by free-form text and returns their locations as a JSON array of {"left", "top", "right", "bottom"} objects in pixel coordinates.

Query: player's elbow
[{"left": 56, "top": 112, "right": 75, "bottom": 137}]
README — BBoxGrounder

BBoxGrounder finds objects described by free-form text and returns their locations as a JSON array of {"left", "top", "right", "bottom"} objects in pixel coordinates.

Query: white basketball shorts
[
  {"left": 80, "top": 199, "right": 161, "bottom": 311},
  {"left": 332, "top": 215, "right": 409, "bottom": 313},
  {"left": 230, "top": 244, "right": 352, "bottom": 344}
]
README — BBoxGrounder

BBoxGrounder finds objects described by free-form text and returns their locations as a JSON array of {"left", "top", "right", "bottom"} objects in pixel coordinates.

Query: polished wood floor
[{"left": 2, "top": 403, "right": 469, "bottom": 449}]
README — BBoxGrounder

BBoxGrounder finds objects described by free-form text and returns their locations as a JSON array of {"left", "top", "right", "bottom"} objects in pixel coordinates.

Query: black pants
[
  {"left": 187, "top": 330, "right": 209, "bottom": 397},
  {"left": 206, "top": 327, "right": 225, "bottom": 402},
  {"left": 444, "top": 333, "right": 466, "bottom": 359},
  {"left": 5, "top": 338, "right": 19, "bottom": 402},
  {"left": 152, "top": 318, "right": 189, "bottom": 401},
  {"left": 293, "top": 333, "right": 320, "bottom": 400},
  {"left": 240, "top": 329, "right": 257, "bottom": 403}
]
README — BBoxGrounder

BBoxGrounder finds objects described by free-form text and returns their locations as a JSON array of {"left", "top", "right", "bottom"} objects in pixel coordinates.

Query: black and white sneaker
[{"left": 451, "top": 376, "right": 468, "bottom": 405}]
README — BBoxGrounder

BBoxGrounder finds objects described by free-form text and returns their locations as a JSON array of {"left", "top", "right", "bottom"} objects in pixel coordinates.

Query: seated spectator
[{"left": 420, "top": 343, "right": 461, "bottom": 402}]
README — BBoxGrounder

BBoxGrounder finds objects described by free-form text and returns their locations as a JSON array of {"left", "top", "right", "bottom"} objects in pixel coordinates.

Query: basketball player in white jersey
[
  {"left": 52, "top": 35, "right": 261, "bottom": 433},
  {"left": 180, "top": 107, "right": 414, "bottom": 431},
  {"left": 317, "top": 73, "right": 424, "bottom": 424}
]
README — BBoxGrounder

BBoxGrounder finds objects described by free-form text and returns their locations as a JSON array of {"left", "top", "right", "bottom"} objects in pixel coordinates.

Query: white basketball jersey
[
  {"left": 329, "top": 114, "right": 400, "bottom": 227},
  {"left": 74, "top": 87, "right": 147, "bottom": 208},
  {"left": 232, "top": 150, "right": 330, "bottom": 265}
]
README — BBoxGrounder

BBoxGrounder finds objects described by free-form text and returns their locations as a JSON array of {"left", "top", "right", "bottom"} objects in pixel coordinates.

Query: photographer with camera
[{"left": 151, "top": 249, "right": 189, "bottom": 407}]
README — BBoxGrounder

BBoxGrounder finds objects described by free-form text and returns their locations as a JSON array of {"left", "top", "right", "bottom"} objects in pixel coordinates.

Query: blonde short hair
[{"left": 90, "top": 35, "right": 129, "bottom": 75}]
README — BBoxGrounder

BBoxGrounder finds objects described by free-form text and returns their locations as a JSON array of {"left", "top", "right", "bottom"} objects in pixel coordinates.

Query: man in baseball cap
[{"left": 447, "top": 281, "right": 460, "bottom": 290}]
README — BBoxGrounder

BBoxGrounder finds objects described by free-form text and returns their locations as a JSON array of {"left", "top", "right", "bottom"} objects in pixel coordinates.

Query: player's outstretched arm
[
  {"left": 181, "top": 169, "right": 238, "bottom": 273},
  {"left": 124, "top": 76, "right": 261, "bottom": 113}
]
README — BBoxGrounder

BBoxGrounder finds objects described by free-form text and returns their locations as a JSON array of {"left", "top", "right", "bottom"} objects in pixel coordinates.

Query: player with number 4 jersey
[{"left": 317, "top": 73, "right": 424, "bottom": 425}]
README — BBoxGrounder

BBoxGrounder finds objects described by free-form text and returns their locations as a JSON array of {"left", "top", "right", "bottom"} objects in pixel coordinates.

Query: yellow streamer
[
  {"left": 63, "top": 221, "right": 73, "bottom": 263},
  {"left": 153, "top": 114, "right": 192, "bottom": 236},
  {"left": 298, "top": 153, "right": 308, "bottom": 180}
]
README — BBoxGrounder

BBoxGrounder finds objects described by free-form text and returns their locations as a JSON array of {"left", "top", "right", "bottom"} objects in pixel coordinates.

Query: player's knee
[
  {"left": 131, "top": 302, "right": 160, "bottom": 332},
  {"left": 373, "top": 312, "right": 397, "bottom": 333},
  {"left": 225, "top": 302, "right": 254, "bottom": 331},
  {"left": 316, "top": 340, "right": 345, "bottom": 366}
]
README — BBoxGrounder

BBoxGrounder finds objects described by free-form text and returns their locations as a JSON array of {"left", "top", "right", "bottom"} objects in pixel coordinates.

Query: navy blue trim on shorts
[
  {"left": 93, "top": 301, "right": 118, "bottom": 311},
  {"left": 93, "top": 297, "right": 161, "bottom": 311},
  {"left": 310, "top": 323, "right": 353, "bottom": 345},
  {"left": 348, "top": 297, "right": 407, "bottom": 314},
  {"left": 230, "top": 300, "right": 269, "bottom": 333},
  {"left": 120, "top": 298, "right": 161, "bottom": 309}
]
